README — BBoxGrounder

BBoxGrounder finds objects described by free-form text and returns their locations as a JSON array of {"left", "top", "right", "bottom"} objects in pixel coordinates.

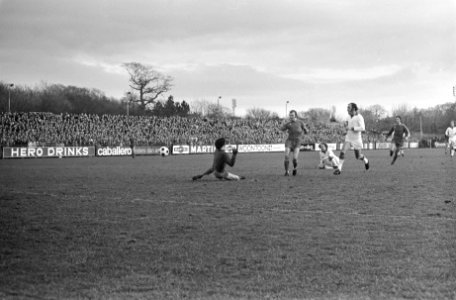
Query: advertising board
[{"left": 2, "top": 146, "right": 95, "bottom": 158}]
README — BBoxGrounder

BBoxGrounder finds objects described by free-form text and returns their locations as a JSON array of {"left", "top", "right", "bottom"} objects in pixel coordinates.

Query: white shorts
[
  {"left": 343, "top": 139, "right": 363, "bottom": 151},
  {"left": 449, "top": 137, "right": 456, "bottom": 147}
]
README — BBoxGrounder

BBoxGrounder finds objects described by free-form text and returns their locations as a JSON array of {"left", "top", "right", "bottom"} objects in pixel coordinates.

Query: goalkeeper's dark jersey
[{"left": 212, "top": 149, "right": 235, "bottom": 173}]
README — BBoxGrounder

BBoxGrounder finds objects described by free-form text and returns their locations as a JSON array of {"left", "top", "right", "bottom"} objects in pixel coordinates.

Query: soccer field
[{"left": 1, "top": 149, "right": 455, "bottom": 299}]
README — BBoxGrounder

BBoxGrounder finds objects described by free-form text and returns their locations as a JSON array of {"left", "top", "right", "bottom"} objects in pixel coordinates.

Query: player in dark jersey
[
  {"left": 192, "top": 137, "right": 245, "bottom": 181},
  {"left": 280, "top": 110, "right": 309, "bottom": 176},
  {"left": 130, "top": 136, "right": 135, "bottom": 159},
  {"left": 385, "top": 116, "right": 410, "bottom": 165}
]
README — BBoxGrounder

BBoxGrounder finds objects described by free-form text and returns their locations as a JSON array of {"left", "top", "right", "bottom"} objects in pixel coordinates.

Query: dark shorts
[
  {"left": 285, "top": 138, "right": 302, "bottom": 151},
  {"left": 392, "top": 138, "right": 405, "bottom": 148}
]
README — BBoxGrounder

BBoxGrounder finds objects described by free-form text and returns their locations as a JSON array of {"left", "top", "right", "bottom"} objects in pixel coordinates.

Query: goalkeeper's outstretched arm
[{"left": 226, "top": 147, "right": 238, "bottom": 167}]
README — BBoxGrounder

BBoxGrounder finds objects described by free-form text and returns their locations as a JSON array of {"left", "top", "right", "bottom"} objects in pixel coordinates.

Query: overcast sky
[{"left": 0, "top": 0, "right": 455, "bottom": 117}]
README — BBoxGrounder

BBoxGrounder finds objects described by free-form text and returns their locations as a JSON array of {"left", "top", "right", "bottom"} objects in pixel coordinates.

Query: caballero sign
[{"left": 96, "top": 146, "right": 132, "bottom": 156}]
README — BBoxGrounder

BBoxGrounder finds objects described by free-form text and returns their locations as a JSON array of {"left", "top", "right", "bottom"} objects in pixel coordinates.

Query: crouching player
[
  {"left": 192, "top": 138, "right": 245, "bottom": 181},
  {"left": 318, "top": 143, "right": 340, "bottom": 170}
]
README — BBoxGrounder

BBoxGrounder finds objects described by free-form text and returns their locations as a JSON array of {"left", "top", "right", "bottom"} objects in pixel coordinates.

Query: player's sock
[
  {"left": 451, "top": 149, "right": 455, "bottom": 157},
  {"left": 284, "top": 160, "right": 289, "bottom": 172},
  {"left": 391, "top": 153, "right": 398, "bottom": 165},
  {"left": 362, "top": 156, "right": 369, "bottom": 170},
  {"left": 292, "top": 159, "right": 297, "bottom": 175},
  {"left": 389, "top": 150, "right": 393, "bottom": 157},
  {"left": 338, "top": 159, "right": 344, "bottom": 171}
]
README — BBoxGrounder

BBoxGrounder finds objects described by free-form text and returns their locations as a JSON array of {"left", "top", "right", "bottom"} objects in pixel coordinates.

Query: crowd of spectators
[{"left": 1, "top": 112, "right": 347, "bottom": 148}]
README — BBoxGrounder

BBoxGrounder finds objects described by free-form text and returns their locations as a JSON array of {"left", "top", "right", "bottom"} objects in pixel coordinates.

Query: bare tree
[
  {"left": 246, "top": 107, "right": 274, "bottom": 120},
  {"left": 190, "top": 99, "right": 212, "bottom": 116},
  {"left": 391, "top": 104, "right": 411, "bottom": 118},
  {"left": 367, "top": 104, "right": 387, "bottom": 120},
  {"left": 206, "top": 103, "right": 231, "bottom": 118},
  {"left": 123, "top": 62, "right": 173, "bottom": 110},
  {"left": 300, "top": 108, "right": 331, "bottom": 123},
  {"left": 360, "top": 105, "right": 388, "bottom": 141},
  {"left": 189, "top": 99, "right": 232, "bottom": 118}
]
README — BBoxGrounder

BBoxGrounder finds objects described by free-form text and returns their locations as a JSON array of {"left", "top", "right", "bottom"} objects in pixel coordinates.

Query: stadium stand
[{"left": 1, "top": 112, "right": 346, "bottom": 147}]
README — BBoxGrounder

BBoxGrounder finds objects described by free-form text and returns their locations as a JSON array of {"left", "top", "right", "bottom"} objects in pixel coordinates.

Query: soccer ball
[{"left": 159, "top": 146, "right": 170, "bottom": 157}]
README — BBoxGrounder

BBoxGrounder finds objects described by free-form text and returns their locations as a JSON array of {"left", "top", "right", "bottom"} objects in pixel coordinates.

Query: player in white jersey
[
  {"left": 317, "top": 143, "right": 340, "bottom": 169},
  {"left": 333, "top": 103, "right": 370, "bottom": 175},
  {"left": 445, "top": 120, "right": 456, "bottom": 157}
]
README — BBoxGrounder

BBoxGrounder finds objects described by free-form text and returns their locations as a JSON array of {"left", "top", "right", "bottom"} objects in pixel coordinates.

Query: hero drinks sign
[{"left": 3, "top": 146, "right": 94, "bottom": 158}]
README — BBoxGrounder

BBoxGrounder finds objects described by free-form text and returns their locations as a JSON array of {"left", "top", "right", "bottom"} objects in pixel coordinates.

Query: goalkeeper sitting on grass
[{"left": 192, "top": 137, "right": 245, "bottom": 181}]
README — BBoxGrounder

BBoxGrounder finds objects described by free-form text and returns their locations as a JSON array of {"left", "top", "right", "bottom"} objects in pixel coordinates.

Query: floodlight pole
[
  {"left": 419, "top": 114, "right": 423, "bottom": 139},
  {"left": 126, "top": 92, "right": 131, "bottom": 117},
  {"left": 232, "top": 98, "right": 237, "bottom": 116},
  {"left": 8, "top": 83, "right": 14, "bottom": 113},
  {"left": 285, "top": 101, "right": 290, "bottom": 118}
]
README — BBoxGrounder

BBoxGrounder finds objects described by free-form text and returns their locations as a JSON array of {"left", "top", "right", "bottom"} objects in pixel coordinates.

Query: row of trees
[
  {"left": 0, "top": 82, "right": 124, "bottom": 115},
  {"left": 358, "top": 103, "right": 456, "bottom": 139},
  {"left": 150, "top": 96, "right": 190, "bottom": 117},
  {"left": 0, "top": 81, "right": 189, "bottom": 117},
  {"left": 2, "top": 80, "right": 456, "bottom": 137},
  {"left": 2, "top": 59, "right": 456, "bottom": 136}
]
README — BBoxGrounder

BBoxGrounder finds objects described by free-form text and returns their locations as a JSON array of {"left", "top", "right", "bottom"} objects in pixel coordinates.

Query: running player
[
  {"left": 130, "top": 136, "right": 135, "bottom": 159},
  {"left": 385, "top": 116, "right": 410, "bottom": 165},
  {"left": 317, "top": 143, "right": 340, "bottom": 170},
  {"left": 333, "top": 102, "right": 369, "bottom": 175},
  {"left": 445, "top": 120, "right": 456, "bottom": 158},
  {"left": 192, "top": 137, "right": 245, "bottom": 181},
  {"left": 280, "top": 110, "right": 309, "bottom": 176}
]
